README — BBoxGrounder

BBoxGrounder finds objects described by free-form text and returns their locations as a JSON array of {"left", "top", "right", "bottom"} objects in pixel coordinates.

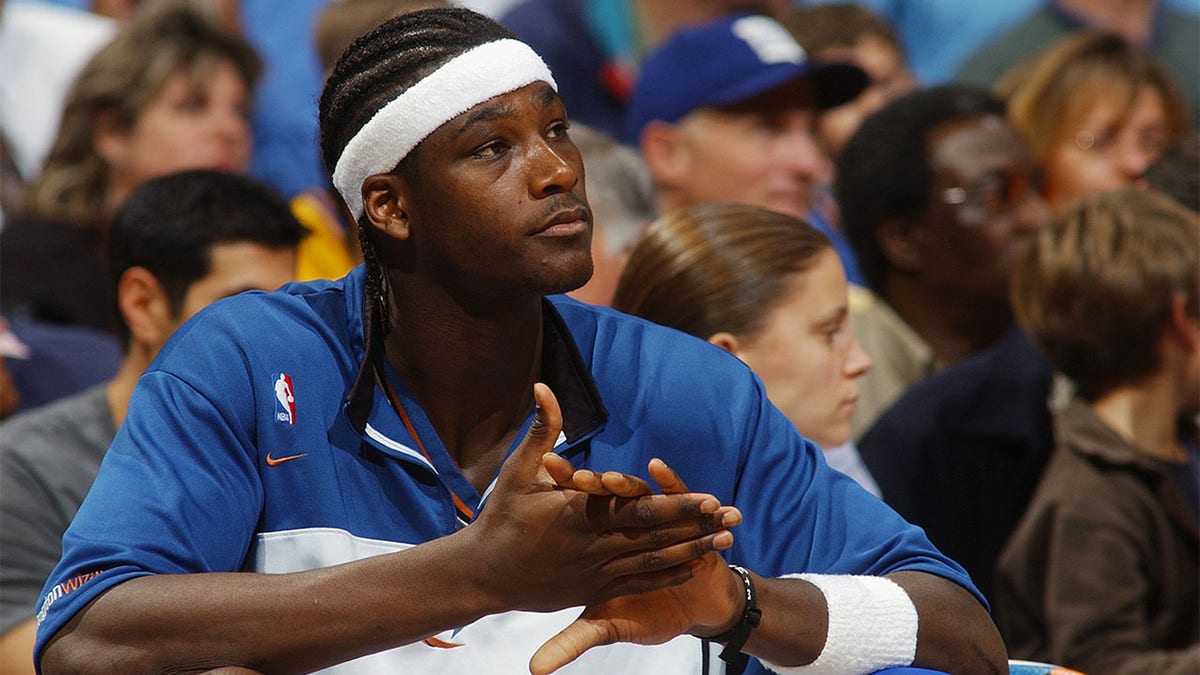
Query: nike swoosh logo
[
  {"left": 265, "top": 452, "right": 308, "bottom": 467},
  {"left": 423, "top": 636, "right": 464, "bottom": 649}
]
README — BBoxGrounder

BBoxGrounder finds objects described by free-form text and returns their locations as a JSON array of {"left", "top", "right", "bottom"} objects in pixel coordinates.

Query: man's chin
[{"left": 533, "top": 257, "right": 594, "bottom": 298}]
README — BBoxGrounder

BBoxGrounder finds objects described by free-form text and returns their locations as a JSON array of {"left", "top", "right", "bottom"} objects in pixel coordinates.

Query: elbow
[{"left": 38, "top": 630, "right": 130, "bottom": 675}]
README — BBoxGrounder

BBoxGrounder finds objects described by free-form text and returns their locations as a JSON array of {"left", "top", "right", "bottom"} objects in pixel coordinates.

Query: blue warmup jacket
[{"left": 36, "top": 266, "right": 981, "bottom": 673}]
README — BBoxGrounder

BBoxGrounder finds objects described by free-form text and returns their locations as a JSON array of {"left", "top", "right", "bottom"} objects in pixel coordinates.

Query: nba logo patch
[{"left": 274, "top": 373, "right": 296, "bottom": 425}]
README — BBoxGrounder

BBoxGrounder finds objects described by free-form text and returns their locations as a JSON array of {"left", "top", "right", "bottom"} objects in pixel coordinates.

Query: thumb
[
  {"left": 648, "top": 457, "right": 690, "bottom": 494},
  {"left": 501, "top": 383, "right": 563, "bottom": 483},
  {"left": 529, "top": 616, "right": 613, "bottom": 675}
]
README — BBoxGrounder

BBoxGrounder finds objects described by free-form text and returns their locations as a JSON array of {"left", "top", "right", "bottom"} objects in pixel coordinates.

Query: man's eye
[
  {"left": 177, "top": 95, "right": 207, "bottom": 113},
  {"left": 980, "top": 185, "right": 1006, "bottom": 211},
  {"left": 473, "top": 141, "right": 507, "bottom": 159},
  {"left": 547, "top": 120, "right": 571, "bottom": 138}
]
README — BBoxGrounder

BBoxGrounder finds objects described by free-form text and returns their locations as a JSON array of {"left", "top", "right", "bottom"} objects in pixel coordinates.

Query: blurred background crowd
[{"left": 0, "top": 0, "right": 1197, "bottom": 673}]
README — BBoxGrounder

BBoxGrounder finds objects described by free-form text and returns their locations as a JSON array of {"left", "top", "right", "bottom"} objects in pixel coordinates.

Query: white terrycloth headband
[{"left": 332, "top": 38, "right": 558, "bottom": 219}]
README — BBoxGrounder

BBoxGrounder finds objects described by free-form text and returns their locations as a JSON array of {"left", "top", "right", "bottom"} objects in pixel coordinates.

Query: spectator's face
[
  {"left": 1045, "top": 84, "right": 1172, "bottom": 214},
  {"left": 392, "top": 82, "right": 594, "bottom": 300},
  {"left": 167, "top": 242, "right": 296, "bottom": 338},
  {"left": 918, "top": 115, "right": 1050, "bottom": 311},
  {"left": 667, "top": 83, "right": 827, "bottom": 219},
  {"left": 814, "top": 35, "right": 914, "bottom": 158},
  {"left": 101, "top": 60, "right": 253, "bottom": 206},
  {"left": 730, "top": 249, "right": 870, "bottom": 449}
]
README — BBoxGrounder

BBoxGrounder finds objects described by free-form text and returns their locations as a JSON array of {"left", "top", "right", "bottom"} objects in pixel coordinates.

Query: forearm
[
  {"left": 893, "top": 571, "right": 1007, "bottom": 675},
  {"left": 733, "top": 574, "right": 827, "bottom": 667},
  {"left": 40, "top": 530, "right": 503, "bottom": 674},
  {"left": 732, "top": 571, "right": 1005, "bottom": 675}
]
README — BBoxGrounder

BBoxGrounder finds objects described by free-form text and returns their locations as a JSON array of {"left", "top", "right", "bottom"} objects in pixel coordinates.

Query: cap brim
[{"left": 708, "top": 60, "right": 868, "bottom": 114}]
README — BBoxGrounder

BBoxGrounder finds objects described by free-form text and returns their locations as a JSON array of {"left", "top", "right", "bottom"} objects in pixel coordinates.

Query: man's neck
[
  {"left": 104, "top": 346, "right": 154, "bottom": 429},
  {"left": 884, "top": 278, "right": 1012, "bottom": 367},
  {"left": 383, "top": 285, "right": 545, "bottom": 482},
  {"left": 1091, "top": 373, "right": 1189, "bottom": 463}
]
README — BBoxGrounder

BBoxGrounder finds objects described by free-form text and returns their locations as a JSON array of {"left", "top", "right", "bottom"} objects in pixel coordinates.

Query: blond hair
[
  {"left": 23, "top": 0, "right": 260, "bottom": 226},
  {"left": 999, "top": 31, "right": 1188, "bottom": 162},
  {"left": 1011, "top": 188, "right": 1198, "bottom": 400}
]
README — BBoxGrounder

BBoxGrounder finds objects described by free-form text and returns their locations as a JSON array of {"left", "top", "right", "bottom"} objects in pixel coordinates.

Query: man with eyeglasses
[
  {"left": 835, "top": 83, "right": 1050, "bottom": 440},
  {"left": 835, "top": 84, "right": 1057, "bottom": 602}
]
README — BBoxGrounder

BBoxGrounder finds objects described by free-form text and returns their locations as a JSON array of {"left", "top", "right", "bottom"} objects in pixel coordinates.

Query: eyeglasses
[
  {"left": 940, "top": 170, "right": 1044, "bottom": 218},
  {"left": 1074, "top": 128, "right": 1166, "bottom": 157}
]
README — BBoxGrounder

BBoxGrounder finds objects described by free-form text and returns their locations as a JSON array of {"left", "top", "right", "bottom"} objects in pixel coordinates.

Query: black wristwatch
[{"left": 710, "top": 564, "right": 762, "bottom": 675}]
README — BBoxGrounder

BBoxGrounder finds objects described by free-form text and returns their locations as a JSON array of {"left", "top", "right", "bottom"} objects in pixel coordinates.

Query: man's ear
[
  {"left": 117, "top": 267, "right": 172, "bottom": 348},
  {"left": 361, "top": 173, "right": 411, "bottom": 241},
  {"left": 877, "top": 216, "right": 924, "bottom": 272},
  {"left": 1167, "top": 293, "right": 1200, "bottom": 353},
  {"left": 639, "top": 121, "right": 688, "bottom": 188},
  {"left": 707, "top": 331, "right": 742, "bottom": 356}
]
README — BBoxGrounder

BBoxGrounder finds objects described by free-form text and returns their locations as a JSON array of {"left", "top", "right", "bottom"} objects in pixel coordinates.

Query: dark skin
[
  {"left": 879, "top": 114, "right": 1050, "bottom": 366},
  {"left": 42, "top": 82, "right": 1008, "bottom": 674},
  {"left": 39, "top": 382, "right": 738, "bottom": 673},
  {"left": 37, "top": 81, "right": 738, "bottom": 673},
  {"left": 535, "top": 461, "right": 1009, "bottom": 674},
  {"left": 368, "top": 83, "right": 595, "bottom": 491},
  {"left": 367, "top": 81, "right": 1007, "bottom": 674}
]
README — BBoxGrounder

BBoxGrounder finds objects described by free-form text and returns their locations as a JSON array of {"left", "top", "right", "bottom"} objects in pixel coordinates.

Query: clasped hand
[{"left": 470, "top": 383, "right": 745, "bottom": 674}]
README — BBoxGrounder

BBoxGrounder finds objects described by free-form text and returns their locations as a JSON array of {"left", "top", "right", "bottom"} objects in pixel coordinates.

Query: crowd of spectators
[{"left": 1, "top": 0, "right": 1196, "bottom": 673}]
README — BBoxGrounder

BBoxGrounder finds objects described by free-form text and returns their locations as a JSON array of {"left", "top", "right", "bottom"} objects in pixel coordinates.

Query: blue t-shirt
[{"left": 36, "top": 266, "right": 980, "bottom": 673}]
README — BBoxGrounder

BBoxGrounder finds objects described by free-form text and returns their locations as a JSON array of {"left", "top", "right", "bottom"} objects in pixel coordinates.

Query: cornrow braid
[
  {"left": 319, "top": 8, "right": 515, "bottom": 182},
  {"left": 318, "top": 7, "right": 515, "bottom": 427}
]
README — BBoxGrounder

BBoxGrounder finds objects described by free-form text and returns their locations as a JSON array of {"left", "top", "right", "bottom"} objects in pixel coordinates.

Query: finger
[
  {"left": 598, "top": 511, "right": 731, "bottom": 558},
  {"left": 549, "top": 468, "right": 652, "bottom": 497},
  {"left": 648, "top": 457, "right": 690, "bottom": 494},
  {"left": 597, "top": 471, "right": 653, "bottom": 498},
  {"left": 596, "top": 556, "right": 708, "bottom": 598},
  {"left": 569, "top": 468, "right": 607, "bottom": 493},
  {"left": 598, "top": 530, "right": 734, "bottom": 582},
  {"left": 645, "top": 461, "right": 743, "bottom": 529},
  {"left": 543, "top": 452, "right": 576, "bottom": 487},
  {"left": 529, "top": 617, "right": 615, "bottom": 675},
  {"left": 499, "top": 383, "right": 563, "bottom": 484},
  {"left": 600, "top": 492, "right": 720, "bottom": 530},
  {"left": 717, "top": 506, "right": 743, "bottom": 529}
]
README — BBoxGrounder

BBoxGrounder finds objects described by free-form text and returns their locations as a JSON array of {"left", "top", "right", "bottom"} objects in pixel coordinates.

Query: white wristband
[{"left": 760, "top": 574, "right": 918, "bottom": 675}]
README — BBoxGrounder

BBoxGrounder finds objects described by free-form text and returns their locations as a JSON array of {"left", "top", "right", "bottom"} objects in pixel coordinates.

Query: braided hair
[{"left": 317, "top": 8, "right": 516, "bottom": 425}]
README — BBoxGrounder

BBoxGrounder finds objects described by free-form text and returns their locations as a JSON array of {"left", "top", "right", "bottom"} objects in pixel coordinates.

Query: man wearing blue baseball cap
[
  {"left": 626, "top": 13, "right": 866, "bottom": 227},
  {"left": 622, "top": 17, "right": 886, "bottom": 604}
]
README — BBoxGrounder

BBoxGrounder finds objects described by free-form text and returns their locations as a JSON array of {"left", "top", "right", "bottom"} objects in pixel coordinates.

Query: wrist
[
  {"left": 694, "top": 562, "right": 747, "bottom": 638},
  {"left": 706, "top": 565, "right": 762, "bottom": 675},
  {"left": 446, "top": 526, "right": 511, "bottom": 617}
]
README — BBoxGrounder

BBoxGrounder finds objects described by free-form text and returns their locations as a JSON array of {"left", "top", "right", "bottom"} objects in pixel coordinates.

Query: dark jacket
[
  {"left": 859, "top": 326, "right": 1055, "bottom": 601},
  {"left": 995, "top": 398, "right": 1200, "bottom": 674}
]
